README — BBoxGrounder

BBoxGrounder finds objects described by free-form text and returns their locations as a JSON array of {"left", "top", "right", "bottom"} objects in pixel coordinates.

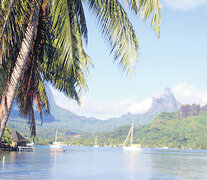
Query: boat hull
[
  {"left": 18, "top": 146, "right": 35, "bottom": 152},
  {"left": 50, "top": 148, "right": 65, "bottom": 152},
  {"left": 123, "top": 146, "right": 142, "bottom": 151},
  {"left": 27, "top": 142, "right": 34, "bottom": 147},
  {"left": 49, "top": 144, "right": 62, "bottom": 149}
]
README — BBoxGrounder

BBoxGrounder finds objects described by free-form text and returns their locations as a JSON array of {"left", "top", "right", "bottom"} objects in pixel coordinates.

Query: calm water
[{"left": 0, "top": 146, "right": 207, "bottom": 180}]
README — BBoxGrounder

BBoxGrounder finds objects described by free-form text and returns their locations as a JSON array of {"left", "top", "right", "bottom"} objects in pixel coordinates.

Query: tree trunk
[{"left": 0, "top": 1, "right": 41, "bottom": 141}]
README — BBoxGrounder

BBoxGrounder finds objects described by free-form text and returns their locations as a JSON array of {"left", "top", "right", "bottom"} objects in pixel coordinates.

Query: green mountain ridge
[
  {"left": 139, "top": 111, "right": 207, "bottom": 149},
  {"left": 92, "top": 111, "right": 207, "bottom": 149}
]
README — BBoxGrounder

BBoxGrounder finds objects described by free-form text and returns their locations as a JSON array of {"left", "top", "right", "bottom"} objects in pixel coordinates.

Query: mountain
[
  {"left": 105, "top": 87, "right": 180, "bottom": 126},
  {"left": 177, "top": 104, "right": 207, "bottom": 119},
  {"left": 135, "top": 110, "right": 207, "bottom": 149},
  {"left": 7, "top": 86, "right": 180, "bottom": 136},
  {"left": 148, "top": 87, "right": 180, "bottom": 113},
  {"left": 93, "top": 110, "right": 207, "bottom": 149}
]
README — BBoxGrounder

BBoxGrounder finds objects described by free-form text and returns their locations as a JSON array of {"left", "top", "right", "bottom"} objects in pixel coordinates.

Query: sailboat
[
  {"left": 50, "top": 131, "right": 65, "bottom": 152},
  {"left": 122, "top": 123, "right": 142, "bottom": 151},
  {"left": 94, "top": 136, "right": 99, "bottom": 148}
]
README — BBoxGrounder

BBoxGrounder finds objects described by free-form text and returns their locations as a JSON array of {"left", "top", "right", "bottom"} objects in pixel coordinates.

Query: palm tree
[
  {"left": 0, "top": 0, "right": 161, "bottom": 140},
  {"left": 0, "top": 0, "right": 90, "bottom": 137}
]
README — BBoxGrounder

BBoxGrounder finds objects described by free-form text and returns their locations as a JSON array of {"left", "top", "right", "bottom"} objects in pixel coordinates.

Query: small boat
[
  {"left": 122, "top": 123, "right": 142, "bottom": 151},
  {"left": 93, "top": 136, "right": 99, "bottom": 148},
  {"left": 50, "top": 131, "right": 65, "bottom": 152},
  {"left": 27, "top": 142, "right": 35, "bottom": 147},
  {"left": 50, "top": 148, "right": 65, "bottom": 152},
  {"left": 50, "top": 142, "right": 62, "bottom": 149},
  {"left": 18, "top": 146, "right": 35, "bottom": 152}
]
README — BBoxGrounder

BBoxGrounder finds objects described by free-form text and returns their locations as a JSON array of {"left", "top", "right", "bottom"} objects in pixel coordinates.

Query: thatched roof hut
[{"left": 11, "top": 131, "right": 28, "bottom": 147}]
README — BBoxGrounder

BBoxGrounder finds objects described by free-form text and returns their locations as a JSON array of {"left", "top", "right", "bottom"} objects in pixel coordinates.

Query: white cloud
[
  {"left": 51, "top": 82, "right": 207, "bottom": 120},
  {"left": 163, "top": 0, "right": 207, "bottom": 10},
  {"left": 61, "top": 97, "right": 151, "bottom": 120},
  {"left": 51, "top": 87, "right": 151, "bottom": 120},
  {"left": 125, "top": 98, "right": 152, "bottom": 114},
  {"left": 171, "top": 82, "right": 207, "bottom": 105}
]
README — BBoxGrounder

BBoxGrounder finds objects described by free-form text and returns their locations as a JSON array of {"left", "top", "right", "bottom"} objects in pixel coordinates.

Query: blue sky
[{"left": 51, "top": 0, "right": 207, "bottom": 119}]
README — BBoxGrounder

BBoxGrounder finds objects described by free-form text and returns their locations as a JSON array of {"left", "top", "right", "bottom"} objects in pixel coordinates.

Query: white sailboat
[
  {"left": 122, "top": 123, "right": 142, "bottom": 151},
  {"left": 50, "top": 131, "right": 65, "bottom": 151},
  {"left": 94, "top": 136, "right": 99, "bottom": 148}
]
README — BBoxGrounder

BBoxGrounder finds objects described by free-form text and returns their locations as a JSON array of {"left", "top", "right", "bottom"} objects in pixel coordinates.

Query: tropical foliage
[
  {"left": 8, "top": 110, "right": 207, "bottom": 150},
  {"left": 1, "top": 127, "right": 12, "bottom": 145},
  {"left": 83, "top": 111, "right": 207, "bottom": 149},
  {"left": 134, "top": 112, "right": 207, "bottom": 149},
  {"left": 0, "top": 0, "right": 161, "bottom": 138},
  {"left": 7, "top": 109, "right": 207, "bottom": 150}
]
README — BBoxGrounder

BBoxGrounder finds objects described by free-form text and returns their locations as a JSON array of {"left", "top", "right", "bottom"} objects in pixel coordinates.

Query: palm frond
[
  {"left": 52, "top": 0, "right": 92, "bottom": 94},
  {"left": 87, "top": 0, "right": 139, "bottom": 74},
  {"left": 124, "top": 0, "right": 161, "bottom": 37},
  {"left": 0, "top": 0, "right": 33, "bottom": 78},
  {"left": 38, "top": 80, "right": 50, "bottom": 115},
  {"left": 87, "top": 0, "right": 161, "bottom": 74},
  {"left": 74, "top": 0, "right": 88, "bottom": 43}
]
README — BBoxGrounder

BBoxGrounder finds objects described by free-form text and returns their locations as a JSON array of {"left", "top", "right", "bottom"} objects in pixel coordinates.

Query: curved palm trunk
[{"left": 0, "top": 1, "right": 41, "bottom": 141}]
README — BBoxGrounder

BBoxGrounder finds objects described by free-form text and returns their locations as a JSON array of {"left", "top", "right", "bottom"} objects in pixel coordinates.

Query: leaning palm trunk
[{"left": 0, "top": 1, "right": 41, "bottom": 141}]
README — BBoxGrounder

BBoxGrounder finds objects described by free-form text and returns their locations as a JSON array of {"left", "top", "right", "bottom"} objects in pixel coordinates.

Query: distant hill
[
  {"left": 7, "top": 86, "right": 180, "bottom": 137},
  {"left": 93, "top": 110, "right": 207, "bottom": 149},
  {"left": 134, "top": 110, "right": 207, "bottom": 149},
  {"left": 178, "top": 104, "right": 207, "bottom": 119}
]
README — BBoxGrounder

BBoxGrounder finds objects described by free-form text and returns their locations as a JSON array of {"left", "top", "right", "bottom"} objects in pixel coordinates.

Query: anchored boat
[
  {"left": 122, "top": 123, "right": 142, "bottom": 151},
  {"left": 50, "top": 131, "right": 65, "bottom": 152},
  {"left": 93, "top": 136, "right": 99, "bottom": 148}
]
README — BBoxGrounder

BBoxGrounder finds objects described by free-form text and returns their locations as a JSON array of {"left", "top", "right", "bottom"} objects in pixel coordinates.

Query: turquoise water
[{"left": 1, "top": 146, "right": 207, "bottom": 179}]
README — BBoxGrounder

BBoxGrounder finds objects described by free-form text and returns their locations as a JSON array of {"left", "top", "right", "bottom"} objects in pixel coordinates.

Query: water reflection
[
  {"left": 1, "top": 147, "right": 207, "bottom": 179},
  {"left": 149, "top": 150, "right": 207, "bottom": 179},
  {"left": 124, "top": 151, "right": 141, "bottom": 171},
  {"left": 0, "top": 147, "right": 54, "bottom": 180},
  {"left": 0, "top": 151, "right": 35, "bottom": 180},
  {"left": 123, "top": 151, "right": 143, "bottom": 179}
]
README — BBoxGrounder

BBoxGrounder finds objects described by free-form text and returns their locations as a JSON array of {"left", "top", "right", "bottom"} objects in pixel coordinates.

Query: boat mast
[
  {"left": 130, "top": 123, "right": 134, "bottom": 145},
  {"left": 122, "top": 123, "right": 133, "bottom": 147},
  {"left": 55, "top": 130, "right": 58, "bottom": 143},
  {"left": 95, "top": 136, "right": 97, "bottom": 146}
]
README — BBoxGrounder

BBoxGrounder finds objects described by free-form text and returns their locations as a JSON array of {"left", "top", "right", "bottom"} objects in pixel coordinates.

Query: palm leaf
[
  {"left": 52, "top": 0, "right": 92, "bottom": 94},
  {"left": 124, "top": 0, "right": 161, "bottom": 36},
  {"left": 0, "top": 0, "right": 32, "bottom": 77},
  {"left": 87, "top": 0, "right": 139, "bottom": 74},
  {"left": 87, "top": 0, "right": 161, "bottom": 74}
]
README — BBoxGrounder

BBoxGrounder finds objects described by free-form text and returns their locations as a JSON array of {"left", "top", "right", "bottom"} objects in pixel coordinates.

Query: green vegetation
[
  {"left": 6, "top": 110, "right": 207, "bottom": 150},
  {"left": 63, "top": 111, "right": 207, "bottom": 149},
  {"left": 134, "top": 112, "right": 207, "bottom": 149},
  {"left": 1, "top": 127, "right": 12, "bottom": 145}
]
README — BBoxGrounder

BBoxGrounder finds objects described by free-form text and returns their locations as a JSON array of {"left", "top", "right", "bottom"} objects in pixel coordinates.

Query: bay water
[{"left": 1, "top": 146, "right": 207, "bottom": 180}]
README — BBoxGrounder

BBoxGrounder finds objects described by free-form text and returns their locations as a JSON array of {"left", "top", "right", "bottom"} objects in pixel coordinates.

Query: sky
[{"left": 51, "top": 0, "right": 207, "bottom": 120}]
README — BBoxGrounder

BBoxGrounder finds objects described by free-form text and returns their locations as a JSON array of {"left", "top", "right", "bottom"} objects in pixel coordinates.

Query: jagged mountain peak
[
  {"left": 148, "top": 87, "right": 180, "bottom": 113},
  {"left": 153, "top": 87, "right": 173, "bottom": 99}
]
